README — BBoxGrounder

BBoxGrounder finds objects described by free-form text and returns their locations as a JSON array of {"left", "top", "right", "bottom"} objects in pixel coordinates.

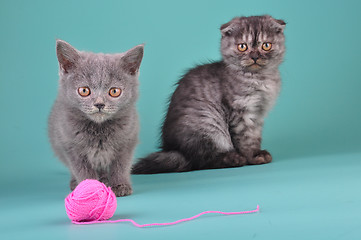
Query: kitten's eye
[
  {"left": 109, "top": 87, "right": 122, "bottom": 97},
  {"left": 262, "top": 42, "right": 272, "bottom": 51},
  {"left": 78, "top": 87, "right": 91, "bottom": 97},
  {"left": 237, "top": 43, "right": 248, "bottom": 52}
]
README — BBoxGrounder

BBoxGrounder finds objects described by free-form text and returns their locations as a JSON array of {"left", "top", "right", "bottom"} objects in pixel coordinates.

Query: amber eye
[
  {"left": 262, "top": 42, "right": 272, "bottom": 51},
  {"left": 78, "top": 87, "right": 91, "bottom": 97},
  {"left": 237, "top": 43, "right": 248, "bottom": 52},
  {"left": 109, "top": 87, "right": 122, "bottom": 97}
]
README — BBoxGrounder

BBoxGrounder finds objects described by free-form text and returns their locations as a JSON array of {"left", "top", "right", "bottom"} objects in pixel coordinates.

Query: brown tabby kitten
[{"left": 133, "top": 15, "right": 286, "bottom": 174}]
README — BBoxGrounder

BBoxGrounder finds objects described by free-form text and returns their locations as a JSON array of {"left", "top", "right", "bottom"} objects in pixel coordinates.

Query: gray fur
[
  {"left": 133, "top": 15, "right": 285, "bottom": 174},
  {"left": 49, "top": 40, "right": 144, "bottom": 196}
]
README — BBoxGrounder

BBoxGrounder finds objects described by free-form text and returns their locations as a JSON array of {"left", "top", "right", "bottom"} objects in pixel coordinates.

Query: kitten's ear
[
  {"left": 120, "top": 44, "right": 144, "bottom": 76},
  {"left": 220, "top": 18, "right": 238, "bottom": 37},
  {"left": 270, "top": 17, "right": 286, "bottom": 33},
  {"left": 56, "top": 40, "right": 80, "bottom": 73},
  {"left": 274, "top": 19, "right": 286, "bottom": 26}
]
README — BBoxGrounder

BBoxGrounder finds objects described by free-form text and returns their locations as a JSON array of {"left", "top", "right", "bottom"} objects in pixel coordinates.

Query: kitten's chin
[{"left": 87, "top": 112, "right": 111, "bottom": 123}]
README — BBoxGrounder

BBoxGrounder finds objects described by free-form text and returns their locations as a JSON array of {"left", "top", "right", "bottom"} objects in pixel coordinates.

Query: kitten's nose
[
  {"left": 250, "top": 52, "right": 260, "bottom": 63},
  {"left": 94, "top": 103, "right": 105, "bottom": 110}
]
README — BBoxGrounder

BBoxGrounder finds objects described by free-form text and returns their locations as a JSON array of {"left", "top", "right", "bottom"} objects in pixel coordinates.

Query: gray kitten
[
  {"left": 133, "top": 15, "right": 285, "bottom": 174},
  {"left": 49, "top": 40, "right": 144, "bottom": 196}
]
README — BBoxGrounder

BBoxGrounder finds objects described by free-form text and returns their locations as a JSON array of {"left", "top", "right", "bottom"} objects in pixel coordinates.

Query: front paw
[
  {"left": 98, "top": 177, "right": 110, "bottom": 187},
  {"left": 222, "top": 151, "right": 247, "bottom": 167},
  {"left": 112, "top": 183, "right": 133, "bottom": 197},
  {"left": 248, "top": 150, "right": 272, "bottom": 165}
]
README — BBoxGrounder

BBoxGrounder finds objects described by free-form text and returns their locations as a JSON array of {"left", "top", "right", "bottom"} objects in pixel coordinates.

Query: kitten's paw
[
  {"left": 98, "top": 177, "right": 109, "bottom": 187},
  {"left": 222, "top": 151, "right": 247, "bottom": 167},
  {"left": 248, "top": 150, "right": 272, "bottom": 165},
  {"left": 70, "top": 178, "right": 78, "bottom": 191},
  {"left": 112, "top": 183, "right": 133, "bottom": 197}
]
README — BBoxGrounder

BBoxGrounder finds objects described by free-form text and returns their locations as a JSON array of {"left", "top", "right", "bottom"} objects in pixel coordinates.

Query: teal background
[{"left": 1, "top": 0, "right": 360, "bottom": 239}]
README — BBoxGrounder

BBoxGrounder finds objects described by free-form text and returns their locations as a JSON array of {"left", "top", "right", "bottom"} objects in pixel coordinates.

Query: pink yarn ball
[{"left": 65, "top": 179, "right": 117, "bottom": 222}]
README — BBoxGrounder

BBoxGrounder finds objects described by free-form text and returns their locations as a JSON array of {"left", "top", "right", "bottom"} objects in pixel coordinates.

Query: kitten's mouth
[
  {"left": 88, "top": 110, "right": 103, "bottom": 115},
  {"left": 243, "top": 59, "right": 266, "bottom": 71},
  {"left": 247, "top": 63, "right": 263, "bottom": 70},
  {"left": 91, "top": 110, "right": 108, "bottom": 116},
  {"left": 88, "top": 111, "right": 110, "bottom": 123},
  {"left": 89, "top": 108, "right": 107, "bottom": 114}
]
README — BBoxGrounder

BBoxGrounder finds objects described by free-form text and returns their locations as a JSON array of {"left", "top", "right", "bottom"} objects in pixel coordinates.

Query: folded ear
[
  {"left": 56, "top": 40, "right": 80, "bottom": 73},
  {"left": 120, "top": 44, "right": 144, "bottom": 76},
  {"left": 269, "top": 16, "right": 286, "bottom": 33},
  {"left": 220, "top": 18, "right": 238, "bottom": 37},
  {"left": 274, "top": 19, "right": 286, "bottom": 26}
]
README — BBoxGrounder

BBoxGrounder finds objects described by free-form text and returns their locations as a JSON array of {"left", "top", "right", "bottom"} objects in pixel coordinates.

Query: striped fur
[{"left": 133, "top": 15, "right": 286, "bottom": 174}]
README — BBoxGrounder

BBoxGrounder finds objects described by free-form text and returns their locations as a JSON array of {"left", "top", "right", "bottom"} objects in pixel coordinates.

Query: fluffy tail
[{"left": 132, "top": 151, "right": 190, "bottom": 174}]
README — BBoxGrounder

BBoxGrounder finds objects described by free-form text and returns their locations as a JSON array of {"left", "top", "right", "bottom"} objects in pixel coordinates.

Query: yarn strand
[{"left": 72, "top": 205, "right": 260, "bottom": 227}]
